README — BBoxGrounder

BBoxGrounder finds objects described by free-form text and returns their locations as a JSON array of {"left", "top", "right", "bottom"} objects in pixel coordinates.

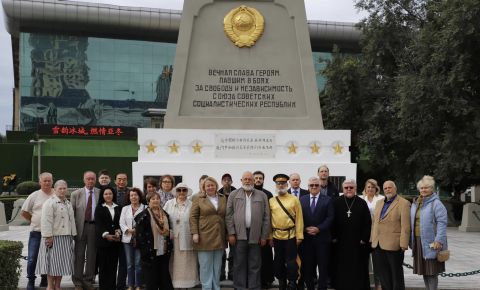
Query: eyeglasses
[
  {"left": 343, "top": 186, "right": 355, "bottom": 190},
  {"left": 275, "top": 181, "right": 288, "bottom": 185},
  {"left": 309, "top": 184, "right": 320, "bottom": 187},
  {"left": 176, "top": 188, "right": 188, "bottom": 192}
]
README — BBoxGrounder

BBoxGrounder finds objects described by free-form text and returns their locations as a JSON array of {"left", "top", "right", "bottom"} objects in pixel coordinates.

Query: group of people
[{"left": 20, "top": 166, "right": 448, "bottom": 290}]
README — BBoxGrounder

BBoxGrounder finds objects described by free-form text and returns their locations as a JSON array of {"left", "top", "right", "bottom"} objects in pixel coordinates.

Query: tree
[{"left": 320, "top": 0, "right": 480, "bottom": 192}]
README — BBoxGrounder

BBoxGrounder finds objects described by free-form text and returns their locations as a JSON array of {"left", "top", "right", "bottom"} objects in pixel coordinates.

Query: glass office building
[{"left": 18, "top": 32, "right": 331, "bottom": 131}]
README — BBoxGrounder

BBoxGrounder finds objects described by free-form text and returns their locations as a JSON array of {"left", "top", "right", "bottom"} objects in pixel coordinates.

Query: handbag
[{"left": 437, "top": 249, "right": 450, "bottom": 262}]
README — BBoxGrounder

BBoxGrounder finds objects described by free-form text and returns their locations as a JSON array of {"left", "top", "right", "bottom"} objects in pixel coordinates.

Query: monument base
[
  {"left": 458, "top": 203, "right": 480, "bottom": 232},
  {"left": 0, "top": 202, "right": 9, "bottom": 232},
  {"left": 132, "top": 129, "right": 355, "bottom": 192}
]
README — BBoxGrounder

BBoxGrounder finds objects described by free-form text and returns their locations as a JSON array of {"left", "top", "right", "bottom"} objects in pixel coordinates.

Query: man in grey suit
[
  {"left": 226, "top": 171, "right": 271, "bottom": 290},
  {"left": 70, "top": 171, "right": 100, "bottom": 290}
]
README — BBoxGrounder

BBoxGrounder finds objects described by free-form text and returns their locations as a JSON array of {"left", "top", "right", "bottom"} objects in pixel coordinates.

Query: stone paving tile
[{"left": 1, "top": 226, "right": 479, "bottom": 289}]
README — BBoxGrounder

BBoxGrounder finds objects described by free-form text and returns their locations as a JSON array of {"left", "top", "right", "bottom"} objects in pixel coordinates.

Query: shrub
[
  {"left": 15, "top": 181, "right": 40, "bottom": 195},
  {"left": 0, "top": 240, "right": 23, "bottom": 288}
]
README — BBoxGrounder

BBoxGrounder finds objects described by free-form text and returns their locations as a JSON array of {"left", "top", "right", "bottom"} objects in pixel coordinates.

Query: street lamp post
[{"left": 30, "top": 139, "right": 47, "bottom": 177}]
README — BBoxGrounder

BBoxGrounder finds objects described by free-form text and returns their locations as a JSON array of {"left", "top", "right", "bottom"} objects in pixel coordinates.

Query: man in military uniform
[{"left": 269, "top": 174, "right": 304, "bottom": 290}]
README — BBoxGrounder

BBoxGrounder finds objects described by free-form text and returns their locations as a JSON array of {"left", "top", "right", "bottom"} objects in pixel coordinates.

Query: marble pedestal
[{"left": 132, "top": 129, "right": 355, "bottom": 193}]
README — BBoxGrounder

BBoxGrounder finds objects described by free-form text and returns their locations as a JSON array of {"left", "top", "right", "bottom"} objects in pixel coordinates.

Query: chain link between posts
[{"left": 403, "top": 262, "right": 480, "bottom": 277}]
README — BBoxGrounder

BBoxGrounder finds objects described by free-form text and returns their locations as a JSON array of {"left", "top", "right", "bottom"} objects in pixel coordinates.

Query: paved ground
[{"left": 1, "top": 226, "right": 479, "bottom": 289}]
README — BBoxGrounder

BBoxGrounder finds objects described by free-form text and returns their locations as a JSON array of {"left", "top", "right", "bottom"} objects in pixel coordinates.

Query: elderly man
[
  {"left": 288, "top": 173, "right": 309, "bottom": 198},
  {"left": 371, "top": 180, "right": 411, "bottom": 290},
  {"left": 332, "top": 179, "right": 371, "bottom": 290},
  {"left": 71, "top": 171, "right": 100, "bottom": 290},
  {"left": 317, "top": 165, "right": 339, "bottom": 198},
  {"left": 270, "top": 173, "right": 304, "bottom": 290},
  {"left": 113, "top": 172, "right": 129, "bottom": 290},
  {"left": 299, "top": 177, "right": 334, "bottom": 290},
  {"left": 226, "top": 171, "right": 271, "bottom": 290},
  {"left": 21, "top": 172, "right": 55, "bottom": 290}
]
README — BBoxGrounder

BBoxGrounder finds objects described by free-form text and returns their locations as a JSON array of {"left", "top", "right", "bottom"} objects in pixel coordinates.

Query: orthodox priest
[{"left": 332, "top": 179, "right": 371, "bottom": 290}]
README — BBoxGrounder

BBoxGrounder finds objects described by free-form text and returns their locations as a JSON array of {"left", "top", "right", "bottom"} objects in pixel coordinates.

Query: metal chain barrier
[{"left": 403, "top": 262, "right": 480, "bottom": 277}]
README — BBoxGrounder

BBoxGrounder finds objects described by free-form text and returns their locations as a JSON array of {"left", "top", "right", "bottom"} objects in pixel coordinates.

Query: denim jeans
[
  {"left": 123, "top": 243, "right": 142, "bottom": 287},
  {"left": 198, "top": 250, "right": 223, "bottom": 290},
  {"left": 27, "top": 231, "right": 42, "bottom": 281}
]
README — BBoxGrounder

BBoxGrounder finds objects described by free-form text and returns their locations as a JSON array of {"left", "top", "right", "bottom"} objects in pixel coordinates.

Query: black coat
[
  {"left": 288, "top": 187, "right": 309, "bottom": 198},
  {"left": 94, "top": 204, "right": 121, "bottom": 248},
  {"left": 135, "top": 208, "right": 173, "bottom": 265}
]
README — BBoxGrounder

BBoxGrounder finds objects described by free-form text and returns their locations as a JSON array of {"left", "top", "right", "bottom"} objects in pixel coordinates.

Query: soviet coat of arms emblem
[{"left": 224, "top": 5, "right": 265, "bottom": 48}]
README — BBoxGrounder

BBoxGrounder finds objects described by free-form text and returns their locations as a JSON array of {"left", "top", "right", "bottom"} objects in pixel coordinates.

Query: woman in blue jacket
[{"left": 410, "top": 175, "right": 447, "bottom": 290}]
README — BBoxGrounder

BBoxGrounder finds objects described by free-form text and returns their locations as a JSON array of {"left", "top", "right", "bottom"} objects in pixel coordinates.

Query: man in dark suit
[
  {"left": 288, "top": 173, "right": 309, "bottom": 198},
  {"left": 71, "top": 171, "right": 100, "bottom": 290},
  {"left": 317, "top": 165, "right": 339, "bottom": 198},
  {"left": 299, "top": 177, "right": 334, "bottom": 290}
]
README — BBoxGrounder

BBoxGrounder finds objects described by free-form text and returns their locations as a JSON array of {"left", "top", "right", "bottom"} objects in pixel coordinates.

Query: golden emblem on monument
[{"left": 224, "top": 5, "right": 264, "bottom": 48}]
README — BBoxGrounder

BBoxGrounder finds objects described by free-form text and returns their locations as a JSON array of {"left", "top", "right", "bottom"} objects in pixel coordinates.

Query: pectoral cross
[{"left": 347, "top": 210, "right": 352, "bottom": 218}]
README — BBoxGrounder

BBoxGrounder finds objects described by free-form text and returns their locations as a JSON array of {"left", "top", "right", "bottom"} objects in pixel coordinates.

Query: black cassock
[{"left": 331, "top": 195, "right": 371, "bottom": 290}]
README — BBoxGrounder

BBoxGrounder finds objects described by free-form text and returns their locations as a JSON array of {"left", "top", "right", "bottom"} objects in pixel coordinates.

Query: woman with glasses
[
  {"left": 159, "top": 175, "right": 176, "bottom": 207},
  {"left": 164, "top": 183, "right": 199, "bottom": 289},
  {"left": 331, "top": 179, "right": 371, "bottom": 290}
]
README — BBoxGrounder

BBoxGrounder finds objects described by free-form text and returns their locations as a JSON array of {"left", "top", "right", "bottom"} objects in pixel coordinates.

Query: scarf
[{"left": 148, "top": 207, "right": 169, "bottom": 250}]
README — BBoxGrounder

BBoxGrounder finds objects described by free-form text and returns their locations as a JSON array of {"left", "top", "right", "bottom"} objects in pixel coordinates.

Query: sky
[{"left": 0, "top": 0, "right": 367, "bottom": 135}]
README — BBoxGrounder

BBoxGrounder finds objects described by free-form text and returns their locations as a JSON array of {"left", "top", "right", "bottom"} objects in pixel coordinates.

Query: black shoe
[
  {"left": 287, "top": 280, "right": 297, "bottom": 290},
  {"left": 27, "top": 280, "right": 35, "bottom": 290},
  {"left": 39, "top": 274, "right": 48, "bottom": 287},
  {"left": 220, "top": 275, "right": 226, "bottom": 281},
  {"left": 279, "top": 279, "right": 287, "bottom": 290},
  {"left": 262, "top": 282, "right": 272, "bottom": 289}
]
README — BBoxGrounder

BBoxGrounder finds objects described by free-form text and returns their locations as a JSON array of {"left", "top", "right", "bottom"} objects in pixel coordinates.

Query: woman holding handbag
[
  {"left": 120, "top": 187, "right": 146, "bottom": 290},
  {"left": 410, "top": 175, "right": 448, "bottom": 290}
]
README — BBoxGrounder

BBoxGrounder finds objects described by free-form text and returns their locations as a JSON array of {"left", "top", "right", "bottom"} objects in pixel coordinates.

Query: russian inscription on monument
[{"left": 165, "top": 0, "right": 324, "bottom": 129}]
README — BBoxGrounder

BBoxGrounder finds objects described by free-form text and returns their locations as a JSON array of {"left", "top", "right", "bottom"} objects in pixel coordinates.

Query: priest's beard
[
  {"left": 242, "top": 185, "right": 254, "bottom": 191},
  {"left": 276, "top": 188, "right": 288, "bottom": 195},
  {"left": 254, "top": 184, "right": 264, "bottom": 190}
]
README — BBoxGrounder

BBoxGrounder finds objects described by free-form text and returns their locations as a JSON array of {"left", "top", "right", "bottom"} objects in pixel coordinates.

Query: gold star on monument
[
  {"left": 169, "top": 142, "right": 179, "bottom": 153},
  {"left": 333, "top": 143, "right": 343, "bottom": 155},
  {"left": 288, "top": 143, "right": 298, "bottom": 154},
  {"left": 145, "top": 142, "right": 157, "bottom": 153},
  {"left": 192, "top": 142, "right": 202, "bottom": 153},
  {"left": 310, "top": 143, "right": 320, "bottom": 154}
]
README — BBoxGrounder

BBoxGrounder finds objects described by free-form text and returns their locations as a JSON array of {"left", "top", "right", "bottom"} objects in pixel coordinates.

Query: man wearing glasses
[
  {"left": 331, "top": 179, "right": 371, "bottom": 290},
  {"left": 299, "top": 177, "right": 334, "bottom": 290},
  {"left": 269, "top": 173, "right": 304, "bottom": 290}
]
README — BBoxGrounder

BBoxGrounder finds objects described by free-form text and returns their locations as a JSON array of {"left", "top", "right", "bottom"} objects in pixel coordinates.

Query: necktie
[
  {"left": 311, "top": 196, "right": 316, "bottom": 213},
  {"left": 85, "top": 190, "right": 93, "bottom": 221},
  {"left": 294, "top": 189, "right": 299, "bottom": 197}
]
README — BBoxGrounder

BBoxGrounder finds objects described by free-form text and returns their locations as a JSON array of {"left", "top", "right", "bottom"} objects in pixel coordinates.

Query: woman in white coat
[
  {"left": 163, "top": 183, "right": 199, "bottom": 289},
  {"left": 120, "top": 187, "right": 146, "bottom": 290}
]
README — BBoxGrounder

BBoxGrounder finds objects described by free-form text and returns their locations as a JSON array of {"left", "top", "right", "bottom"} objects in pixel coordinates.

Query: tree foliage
[{"left": 320, "top": 0, "right": 480, "bottom": 192}]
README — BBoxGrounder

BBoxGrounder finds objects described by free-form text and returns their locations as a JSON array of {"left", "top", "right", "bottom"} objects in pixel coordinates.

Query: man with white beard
[
  {"left": 269, "top": 174, "right": 304, "bottom": 290},
  {"left": 226, "top": 171, "right": 270, "bottom": 290}
]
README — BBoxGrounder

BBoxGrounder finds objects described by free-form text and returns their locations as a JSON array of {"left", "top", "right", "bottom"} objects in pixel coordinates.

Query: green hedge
[
  {"left": 15, "top": 181, "right": 40, "bottom": 196},
  {"left": 0, "top": 240, "right": 23, "bottom": 289}
]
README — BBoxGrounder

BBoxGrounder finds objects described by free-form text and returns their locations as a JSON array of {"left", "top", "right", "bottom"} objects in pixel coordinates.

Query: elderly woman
[
  {"left": 36, "top": 180, "right": 76, "bottom": 290},
  {"left": 135, "top": 192, "right": 174, "bottom": 290},
  {"left": 190, "top": 177, "right": 227, "bottom": 290},
  {"left": 360, "top": 179, "right": 384, "bottom": 290},
  {"left": 159, "top": 175, "right": 176, "bottom": 207},
  {"left": 95, "top": 186, "right": 121, "bottom": 289},
  {"left": 163, "top": 183, "right": 199, "bottom": 289},
  {"left": 120, "top": 188, "right": 146, "bottom": 290},
  {"left": 410, "top": 175, "right": 447, "bottom": 290}
]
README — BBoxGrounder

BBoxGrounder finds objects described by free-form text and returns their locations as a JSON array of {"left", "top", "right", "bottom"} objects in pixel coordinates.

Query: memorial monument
[{"left": 133, "top": 0, "right": 355, "bottom": 190}]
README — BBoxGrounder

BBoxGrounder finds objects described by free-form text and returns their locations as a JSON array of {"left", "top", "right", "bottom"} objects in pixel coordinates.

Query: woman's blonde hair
[
  {"left": 201, "top": 176, "right": 219, "bottom": 193},
  {"left": 361, "top": 179, "right": 380, "bottom": 196},
  {"left": 416, "top": 175, "right": 435, "bottom": 191}
]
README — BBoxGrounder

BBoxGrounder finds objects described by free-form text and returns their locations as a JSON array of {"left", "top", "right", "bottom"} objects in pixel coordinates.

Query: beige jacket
[
  {"left": 41, "top": 195, "right": 77, "bottom": 237},
  {"left": 189, "top": 193, "right": 227, "bottom": 251},
  {"left": 371, "top": 194, "right": 411, "bottom": 251}
]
